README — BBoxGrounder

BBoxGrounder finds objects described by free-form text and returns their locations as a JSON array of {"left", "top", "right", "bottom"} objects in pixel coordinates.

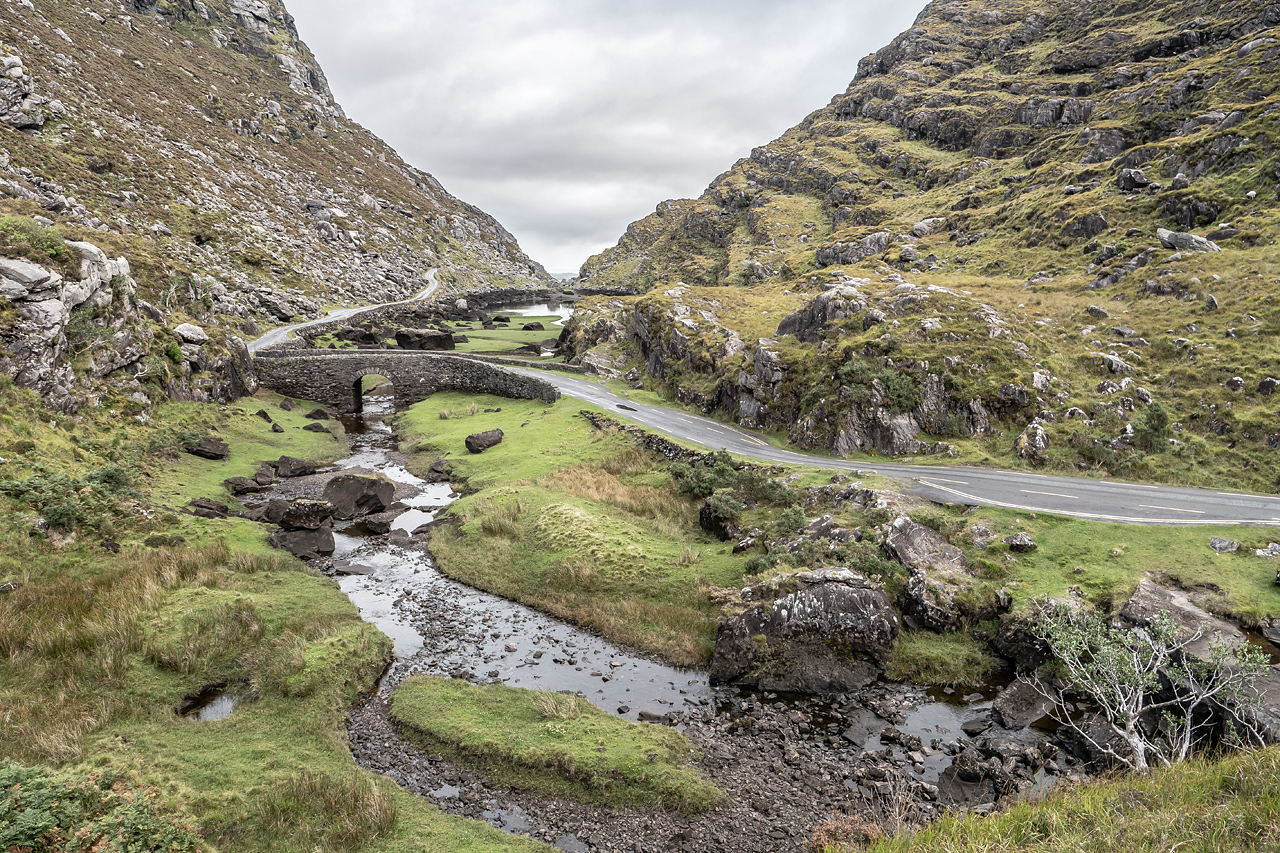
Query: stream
[{"left": 239, "top": 389, "right": 1067, "bottom": 852}]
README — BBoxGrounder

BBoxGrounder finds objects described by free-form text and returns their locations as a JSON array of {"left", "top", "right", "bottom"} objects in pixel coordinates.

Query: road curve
[
  {"left": 495, "top": 365, "right": 1280, "bottom": 528},
  {"left": 247, "top": 270, "right": 440, "bottom": 353}
]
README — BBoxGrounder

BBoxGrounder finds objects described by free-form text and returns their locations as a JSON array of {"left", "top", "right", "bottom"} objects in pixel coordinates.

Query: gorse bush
[
  {"left": 835, "top": 357, "right": 923, "bottom": 415},
  {"left": 0, "top": 762, "right": 204, "bottom": 853},
  {"left": 0, "top": 461, "right": 140, "bottom": 532}
]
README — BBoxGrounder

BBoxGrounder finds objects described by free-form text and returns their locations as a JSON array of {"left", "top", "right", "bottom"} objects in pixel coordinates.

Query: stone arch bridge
[{"left": 253, "top": 350, "right": 560, "bottom": 412}]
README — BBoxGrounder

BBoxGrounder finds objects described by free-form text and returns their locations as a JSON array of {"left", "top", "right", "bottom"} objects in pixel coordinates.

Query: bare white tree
[{"left": 1028, "top": 599, "right": 1269, "bottom": 773}]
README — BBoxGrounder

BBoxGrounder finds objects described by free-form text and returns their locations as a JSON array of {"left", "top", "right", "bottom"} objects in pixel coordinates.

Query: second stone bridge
[{"left": 253, "top": 350, "right": 561, "bottom": 412}]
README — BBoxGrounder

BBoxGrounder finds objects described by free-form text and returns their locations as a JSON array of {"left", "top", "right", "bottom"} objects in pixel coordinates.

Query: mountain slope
[
  {"left": 567, "top": 0, "right": 1280, "bottom": 491},
  {"left": 0, "top": 0, "right": 550, "bottom": 412}
]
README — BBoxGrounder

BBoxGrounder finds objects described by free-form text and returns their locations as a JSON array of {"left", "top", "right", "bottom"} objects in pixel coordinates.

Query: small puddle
[{"left": 179, "top": 685, "right": 239, "bottom": 722}]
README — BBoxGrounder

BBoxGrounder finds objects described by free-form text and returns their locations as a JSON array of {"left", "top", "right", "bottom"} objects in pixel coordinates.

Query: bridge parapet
[{"left": 253, "top": 351, "right": 560, "bottom": 412}]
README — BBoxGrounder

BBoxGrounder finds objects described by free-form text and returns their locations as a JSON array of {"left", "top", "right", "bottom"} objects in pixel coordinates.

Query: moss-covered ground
[{"left": 390, "top": 678, "right": 725, "bottom": 814}]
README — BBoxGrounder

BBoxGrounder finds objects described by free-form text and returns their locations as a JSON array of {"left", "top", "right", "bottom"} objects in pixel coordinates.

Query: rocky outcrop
[
  {"left": 883, "top": 517, "right": 974, "bottom": 632},
  {"left": 710, "top": 568, "right": 899, "bottom": 692},
  {"left": 322, "top": 474, "right": 395, "bottom": 519}
]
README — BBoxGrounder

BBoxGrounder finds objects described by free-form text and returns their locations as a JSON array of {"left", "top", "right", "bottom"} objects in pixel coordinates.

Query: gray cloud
[{"left": 290, "top": 1, "right": 923, "bottom": 273}]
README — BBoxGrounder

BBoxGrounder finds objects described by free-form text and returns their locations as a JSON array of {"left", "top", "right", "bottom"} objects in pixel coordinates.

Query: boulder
[
  {"left": 991, "top": 678, "right": 1055, "bottom": 729},
  {"left": 710, "top": 570, "right": 899, "bottom": 692},
  {"left": 1014, "top": 423, "right": 1050, "bottom": 459},
  {"left": 173, "top": 323, "right": 208, "bottom": 344},
  {"left": 276, "top": 456, "right": 315, "bottom": 477},
  {"left": 254, "top": 463, "right": 276, "bottom": 487},
  {"left": 422, "top": 458, "right": 452, "bottom": 484},
  {"left": 1156, "top": 227, "right": 1221, "bottom": 253},
  {"left": 521, "top": 322, "right": 545, "bottom": 331},
  {"left": 269, "top": 522, "right": 335, "bottom": 560},
  {"left": 395, "top": 329, "right": 455, "bottom": 350},
  {"left": 304, "top": 408, "right": 330, "bottom": 420},
  {"left": 322, "top": 474, "right": 395, "bottom": 520},
  {"left": 1209, "top": 537, "right": 1240, "bottom": 554},
  {"left": 1004, "top": 532, "right": 1037, "bottom": 553},
  {"left": 364, "top": 505, "right": 409, "bottom": 535},
  {"left": 1259, "top": 377, "right": 1279, "bottom": 396},
  {"left": 189, "top": 498, "right": 229, "bottom": 519},
  {"left": 1119, "top": 578, "right": 1244, "bottom": 661},
  {"left": 223, "top": 476, "right": 264, "bottom": 496},
  {"left": 465, "top": 428, "right": 504, "bottom": 453},
  {"left": 1116, "top": 168, "right": 1151, "bottom": 191},
  {"left": 278, "top": 499, "right": 335, "bottom": 531},
  {"left": 186, "top": 436, "right": 229, "bottom": 460},
  {"left": 242, "top": 499, "right": 290, "bottom": 525},
  {"left": 302, "top": 423, "right": 331, "bottom": 433},
  {"left": 883, "top": 517, "right": 972, "bottom": 632}
]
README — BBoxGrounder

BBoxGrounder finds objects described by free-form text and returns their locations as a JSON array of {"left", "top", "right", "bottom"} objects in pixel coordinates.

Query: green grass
[
  {"left": 851, "top": 746, "right": 1280, "bottom": 853},
  {"left": 389, "top": 677, "right": 725, "bottom": 814},
  {"left": 398, "top": 393, "right": 748, "bottom": 665},
  {"left": 884, "top": 631, "right": 997, "bottom": 687},
  {"left": 450, "top": 313, "right": 564, "bottom": 355}
]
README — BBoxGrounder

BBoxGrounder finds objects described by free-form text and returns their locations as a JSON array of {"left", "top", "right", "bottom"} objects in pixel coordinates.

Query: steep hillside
[
  {"left": 569, "top": 0, "right": 1280, "bottom": 491},
  {"left": 0, "top": 0, "right": 549, "bottom": 412}
]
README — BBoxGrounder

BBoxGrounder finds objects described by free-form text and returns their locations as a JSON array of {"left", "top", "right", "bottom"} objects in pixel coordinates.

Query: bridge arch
[{"left": 253, "top": 351, "right": 560, "bottom": 412}]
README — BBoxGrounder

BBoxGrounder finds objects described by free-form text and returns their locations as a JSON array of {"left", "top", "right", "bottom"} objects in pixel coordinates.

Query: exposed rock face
[
  {"left": 186, "top": 436, "right": 230, "bottom": 460},
  {"left": 991, "top": 678, "right": 1055, "bottom": 730},
  {"left": 395, "top": 329, "right": 456, "bottom": 351},
  {"left": 1119, "top": 578, "right": 1243, "bottom": 661},
  {"left": 322, "top": 474, "right": 395, "bottom": 519},
  {"left": 710, "top": 569, "right": 899, "bottom": 692},
  {"left": 1156, "top": 228, "right": 1222, "bottom": 253},
  {"left": 883, "top": 517, "right": 973, "bottom": 632}
]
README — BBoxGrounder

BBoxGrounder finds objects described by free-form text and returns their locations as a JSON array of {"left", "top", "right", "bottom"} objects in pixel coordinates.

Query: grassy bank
[
  {"left": 398, "top": 392, "right": 747, "bottom": 666},
  {"left": 0, "top": 385, "right": 549, "bottom": 853},
  {"left": 390, "top": 677, "right": 725, "bottom": 814},
  {"left": 828, "top": 746, "right": 1280, "bottom": 853}
]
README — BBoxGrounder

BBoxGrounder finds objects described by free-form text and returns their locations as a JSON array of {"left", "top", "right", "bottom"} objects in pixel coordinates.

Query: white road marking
[
  {"left": 1022, "top": 489, "right": 1078, "bottom": 499},
  {"left": 918, "top": 476, "right": 970, "bottom": 486},
  {"left": 707, "top": 427, "right": 724, "bottom": 435},
  {"left": 1126, "top": 484, "right": 1160, "bottom": 490},
  {"left": 1139, "top": 505, "right": 1205, "bottom": 515}
]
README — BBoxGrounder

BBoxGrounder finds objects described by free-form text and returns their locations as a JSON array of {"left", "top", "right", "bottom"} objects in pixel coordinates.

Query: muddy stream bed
[{"left": 240, "top": 395, "right": 1073, "bottom": 853}]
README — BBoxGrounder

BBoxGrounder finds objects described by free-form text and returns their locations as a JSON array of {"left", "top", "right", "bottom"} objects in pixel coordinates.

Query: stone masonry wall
[{"left": 254, "top": 351, "right": 560, "bottom": 412}]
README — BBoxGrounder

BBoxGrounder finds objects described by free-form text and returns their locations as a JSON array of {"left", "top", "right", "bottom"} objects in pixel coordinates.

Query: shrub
[
  {"left": 1133, "top": 401, "right": 1172, "bottom": 452},
  {"left": 704, "top": 488, "right": 742, "bottom": 527}
]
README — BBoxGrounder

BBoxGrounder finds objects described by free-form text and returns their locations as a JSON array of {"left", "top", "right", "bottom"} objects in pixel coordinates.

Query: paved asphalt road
[
  {"left": 247, "top": 271, "right": 439, "bottom": 353},
  {"left": 502, "top": 367, "right": 1280, "bottom": 528},
  {"left": 249, "top": 300, "right": 1280, "bottom": 527}
]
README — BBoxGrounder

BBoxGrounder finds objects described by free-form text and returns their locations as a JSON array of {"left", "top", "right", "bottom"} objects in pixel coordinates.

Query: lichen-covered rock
[
  {"left": 883, "top": 516, "right": 973, "bottom": 632},
  {"left": 710, "top": 569, "right": 899, "bottom": 692}
]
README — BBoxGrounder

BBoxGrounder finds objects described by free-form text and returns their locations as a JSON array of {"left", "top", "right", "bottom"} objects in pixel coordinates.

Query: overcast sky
[{"left": 288, "top": 1, "right": 924, "bottom": 274}]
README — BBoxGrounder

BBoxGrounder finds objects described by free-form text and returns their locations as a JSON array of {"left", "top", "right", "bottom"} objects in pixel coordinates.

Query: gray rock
[
  {"left": 1226, "top": 377, "right": 1245, "bottom": 392},
  {"left": 189, "top": 498, "right": 229, "bottom": 519},
  {"left": 223, "top": 476, "right": 264, "bottom": 495},
  {"left": 173, "top": 323, "right": 209, "bottom": 344},
  {"left": 710, "top": 571, "right": 899, "bottom": 692},
  {"left": 1014, "top": 423, "right": 1049, "bottom": 459},
  {"left": 278, "top": 499, "right": 335, "bottom": 531},
  {"left": 275, "top": 456, "right": 315, "bottom": 477},
  {"left": 465, "top": 428, "right": 504, "bottom": 453},
  {"left": 322, "top": 474, "right": 395, "bottom": 519},
  {"left": 1119, "top": 578, "right": 1243, "bottom": 661},
  {"left": 1116, "top": 168, "right": 1151, "bottom": 191},
  {"left": 1102, "top": 354, "right": 1133, "bottom": 374},
  {"left": 1204, "top": 294, "right": 1219, "bottom": 311},
  {"left": 1003, "top": 532, "right": 1037, "bottom": 553},
  {"left": 1085, "top": 305, "right": 1109, "bottom": 319},
  {"left": 991, "top": 678, "right": 1054, "bottom": 729},
  {"left": 186, "top": 435, "right": 229, "bottom": 460},
  {"left": 1156, "top": 227, "right": 1221, "bottom": 253},
  {"left": 395, "top": 329, "right": 455, "bottom": 350},
  {"left": 521, "top": 322, "right": 545, "bottom": 332},
  {"left": 269, "top": 522, "right": 335, "bottom": 560},
  {"left": 1259, "top": 377, "right": 1278, "bottom": 396},
  {"left": 884, "top": 517, "right": 972, "bottom": 632},
  {"left": 1209, "top": 537, "right": 1240, "bottom": 554},
  {"left": 0, "top": 257, "right": 52, "bottom": 286}
]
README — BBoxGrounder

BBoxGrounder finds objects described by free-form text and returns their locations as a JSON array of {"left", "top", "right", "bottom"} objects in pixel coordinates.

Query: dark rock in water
[
  {"left": 521, "top": 321, "right": 545, "bottom": 331},
  {"left": 395, "top": 329, "right": 456, "bottom": 351},
  {"left": 189, "top": 497, "right": 229, "bottom": 519},
  {"left": 1003, "top": 532, "right": 1037, "bottom": 553},
  {"left": 961, "top": 717, "right": 993, "bottom": 737},
  {"left": 333, "top": 562, "right": 376, "bottom": 576},
  {"left": 278, "top": 398, "right": 295, "bottom": 411},
  {"left": 423, "top": 458, "right": 452, "bottom": 483},
  {"left": 465, "top": 428, "right": 504, "bottom": 453},
  {"left": 254, "top": 463, "right": 276, "bottom": 487},
  {"left": 1259, "top": 618, "right": 1280, "bottom": 648},
  {"left": 223, "top": 476, "right": 264, "bottom": 496},
  {"left": 276, "top": 456, "right": 316, "bottom": 477},
  {"left": 279, "top": 499, "right": 335, "bottom": 531},
  {"left": 302, "top": 423, "right": 330, "bottom": 433},
  {"left": 364, "top": 506, "right": 408, "bottom": 535},
  {"left": 1209, "top": 536, "right": 1239, "bottom": 554},
  {"left": 638, "top": 710, "right": 672, "bottom": 725},
  {"left": 991, "top": 678, "right": 1055, "bottom": 730},
  {"left": 304, "top": 408, "right": 330, "bottom": 420},
  {"left": 186, "top": 436, "right": 229, "bottom": 460},
  {"left": 269, "top": 522, "right": 335, "bottom": 560},
  {"left": 323, "top": 474, "right": 395, "bottom": 519},
  {"left": 710, "top": 569, "right": 899, "bottom": 692}
]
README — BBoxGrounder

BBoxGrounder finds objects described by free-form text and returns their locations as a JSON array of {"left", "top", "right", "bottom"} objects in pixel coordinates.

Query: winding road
[{"left": 251, "top": 291, "right": 1280, "bottom": 527}]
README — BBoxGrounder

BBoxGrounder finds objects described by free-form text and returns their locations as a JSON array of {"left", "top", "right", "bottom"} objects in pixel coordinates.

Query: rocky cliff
[
  {"left": 567, "top": 0, "right": 1280, "bottom": 487},
  {"left": 0, "top": 0, "right": 550, "bottom": 412}
]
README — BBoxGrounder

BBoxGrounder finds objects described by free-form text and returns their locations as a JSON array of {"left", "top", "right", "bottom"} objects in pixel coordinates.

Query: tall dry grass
[
  {"left": 538, "top": 448, "right": 689, "bottom": 538},
  {"left": 255, "top": 768, "right": 396, "bottom": 852},
  {"left": 0, "top": 541, "right": 288, "bottom": 764},
  {"left": 532, "top": 690, "right": 581, "bottom": 720}
]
